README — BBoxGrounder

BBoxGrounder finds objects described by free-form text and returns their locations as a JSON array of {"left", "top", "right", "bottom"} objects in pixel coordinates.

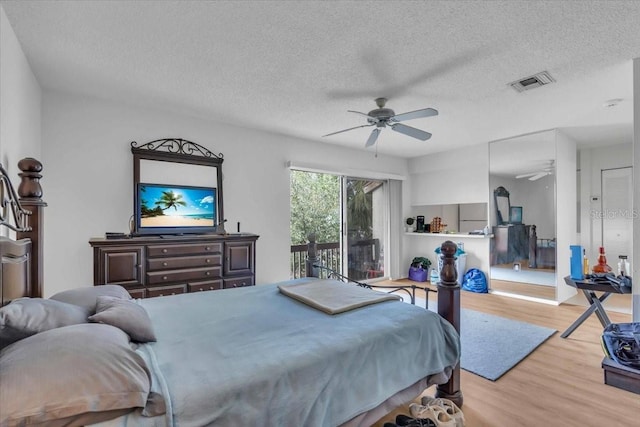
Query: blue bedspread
[{"left": 94, "top": 278, "right": 460, "bottom": 427}]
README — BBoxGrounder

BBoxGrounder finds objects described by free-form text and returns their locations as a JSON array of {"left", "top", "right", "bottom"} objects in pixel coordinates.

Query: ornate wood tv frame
[{"left": 0, "top": 157, "right": 463, "bottom": 407}]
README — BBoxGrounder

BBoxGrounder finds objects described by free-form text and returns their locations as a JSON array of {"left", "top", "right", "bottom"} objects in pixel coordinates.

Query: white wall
[
  {"left": 0, "top": 6, "right": 41, "bottom": 178},
  {"left": 555, "top": 130, "right": 577, "bottom": 303},
  {"left": 401, "top": 144, "right": 490, "bottom": 279},
  {"left": 406, "top": 143, "right": 489, "bottom": 205},
  {"left": 39, "top": 91, "right": 407, "bottom": 296}
]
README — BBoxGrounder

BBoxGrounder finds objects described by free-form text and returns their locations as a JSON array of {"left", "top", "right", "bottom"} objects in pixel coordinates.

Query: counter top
[{"left": 404, "top": 232, "right": 493, "bottom": 239}]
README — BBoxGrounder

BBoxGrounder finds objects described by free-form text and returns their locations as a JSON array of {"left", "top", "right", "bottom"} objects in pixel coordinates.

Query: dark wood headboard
[{"left": 0, "top": 158, "right": 46, "bottom": 305}]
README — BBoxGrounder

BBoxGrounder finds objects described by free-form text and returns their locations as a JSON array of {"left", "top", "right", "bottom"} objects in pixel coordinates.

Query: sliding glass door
[
  {"left": 290, "top": 171, "right": 388, "bottom": 281},
  {"left": 343, "top": 177, "right": 387, "bottom": 281}
]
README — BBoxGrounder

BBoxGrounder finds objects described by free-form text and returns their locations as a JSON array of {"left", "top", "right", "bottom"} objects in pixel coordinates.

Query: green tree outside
[{"left": 290, "top": 170, "right": 340, "bottom": 244}]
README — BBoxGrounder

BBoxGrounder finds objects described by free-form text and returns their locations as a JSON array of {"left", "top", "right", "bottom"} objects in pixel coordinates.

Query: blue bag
[{"left": 461, "top": 268, "right": 488, "bottom": 293}]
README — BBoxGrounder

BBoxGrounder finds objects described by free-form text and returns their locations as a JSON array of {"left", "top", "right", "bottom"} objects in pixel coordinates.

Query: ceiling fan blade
[
  {"left": 390, "top": 123, "right": 432, "bottom": 141},
  {"left": 347, "top": 110, "right": 371, "bottom": 118},
  {"left": 365, "top": 128, "right": 381, "bottom": 147},
  {"left": 391, "top": 108, "right": 439, "bottom": 122},
  {"left": 515, "top": 172, "right": 539, "bottom": 179},
  {"left": 323, "top": 123, "right": 374, "bottom": 137},
  {"left": 529, "top": 172, "right": 550, "bottom": 181}
]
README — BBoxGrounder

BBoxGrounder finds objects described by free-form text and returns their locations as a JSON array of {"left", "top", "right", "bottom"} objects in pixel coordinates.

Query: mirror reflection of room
[
  {"left": 488, "top": 132, "right": 557, "bottom": 301},
  {"left": 409, "top": 203, "right": 488, "bottom": 234}
]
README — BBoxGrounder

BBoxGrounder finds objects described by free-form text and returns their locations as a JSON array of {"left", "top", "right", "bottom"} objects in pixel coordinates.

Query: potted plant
[{"left": 408, "top": 256, "right": 431, "bottom": 282}]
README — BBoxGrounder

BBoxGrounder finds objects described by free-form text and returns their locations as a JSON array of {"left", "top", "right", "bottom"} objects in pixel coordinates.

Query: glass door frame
[{"left": 341, "top": 176, "right": 390, "bottom": 283}]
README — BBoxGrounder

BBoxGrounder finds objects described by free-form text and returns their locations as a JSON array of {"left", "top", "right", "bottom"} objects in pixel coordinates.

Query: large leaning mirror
[
  {"left": 488, "top": 130, "right": 556, "bottom": 302},
  {"left": 131, "top": 138, "right": 224, "bottom": 236}
]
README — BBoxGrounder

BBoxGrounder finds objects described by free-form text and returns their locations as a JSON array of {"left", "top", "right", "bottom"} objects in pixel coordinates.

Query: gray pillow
[
  {"left": 50, "top": 285, "right": 132, "bottom": 314},
  {"left": 0, "top": 298, "right": 89, "bottom": 348},
  {"left": 0, "top": 323, "right": 164, "bottom": 426},
  {"left": 89, "top": 296, "right": 156, "bottom": 343}
]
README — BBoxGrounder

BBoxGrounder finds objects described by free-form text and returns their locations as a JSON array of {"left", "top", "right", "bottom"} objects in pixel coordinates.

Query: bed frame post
[
  {"left": 306, "top": 233, "right": 319, "bottom": 278},
  {"left": 16, "top": 158, "right": 46, "bottom": 298},
  {"left": 435, "top": 240, "right": 463, "bottom": 407}
]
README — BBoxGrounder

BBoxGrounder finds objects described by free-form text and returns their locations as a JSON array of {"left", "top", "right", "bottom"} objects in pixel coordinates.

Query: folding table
[{"left": 561, "top": 276, "right": 632, "bottom": 338}]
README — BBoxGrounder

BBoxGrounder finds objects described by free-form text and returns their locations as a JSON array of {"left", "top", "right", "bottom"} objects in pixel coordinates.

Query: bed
[{"left": 0, "top": 158, "right": 462, "bottom": 427}]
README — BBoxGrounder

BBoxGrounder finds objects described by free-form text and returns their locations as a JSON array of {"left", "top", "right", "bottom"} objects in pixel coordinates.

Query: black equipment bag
[{"left": 601, "top": 322, "right": 640, "bottom": 369}]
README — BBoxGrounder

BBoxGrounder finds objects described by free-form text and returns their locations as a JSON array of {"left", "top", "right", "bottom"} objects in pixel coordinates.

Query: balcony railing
[
  {"left": 290, "top": 241, "right": 340, "bottom": 279},
  {"left": 290, "top": 238, "right": 384, "bottom": 281}
]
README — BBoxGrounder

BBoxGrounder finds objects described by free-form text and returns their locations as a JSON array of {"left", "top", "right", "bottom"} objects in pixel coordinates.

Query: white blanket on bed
[{"left": 278, "top": 279, "right": 401, "bottom": 314}]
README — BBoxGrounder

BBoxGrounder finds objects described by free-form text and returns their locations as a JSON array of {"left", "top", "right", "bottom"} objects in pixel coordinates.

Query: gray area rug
[{"left": 413, "top": 298, "right": 556, "bottom": 381}]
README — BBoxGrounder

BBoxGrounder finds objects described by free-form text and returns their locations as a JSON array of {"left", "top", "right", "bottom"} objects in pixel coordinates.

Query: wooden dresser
[
  {"left": 492, "top": 224, "right": 530, "bottom": 265},
  {"left": 89, "top": 233, "right": 258, "bottom": 298}
]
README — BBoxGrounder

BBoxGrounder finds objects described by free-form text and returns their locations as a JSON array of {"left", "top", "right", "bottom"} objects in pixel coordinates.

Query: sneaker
[
  {"left": 409, "top": 403, "right": 456, "bottom": 427},
  {"left": 396, "top": 413, "right": 436, "bottom": 427},
  {"left": 420, "top": 396, "right": 465, "bottom": 427}
]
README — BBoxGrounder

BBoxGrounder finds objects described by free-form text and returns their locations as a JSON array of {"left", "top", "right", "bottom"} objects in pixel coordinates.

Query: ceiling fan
[
  {"left": 515, "top": 160, "right": 555, "bottom": 181},
  {"left": 323, "top": 98, "right": 438, "bottom": 148}
]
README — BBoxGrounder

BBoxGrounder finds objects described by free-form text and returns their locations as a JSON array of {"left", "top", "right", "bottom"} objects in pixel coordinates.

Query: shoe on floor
[
  {"left": 396, "top": 413, "right": 436, "bottom": 427},
  {"left": 383, "top": 423, "right": 398, "bottom": 427},
  {"left": 420, "top": 396, "right": 465, "bottom": 427},
  {"left": 409, "top": 403, "right": 456, "bottom": 427}
]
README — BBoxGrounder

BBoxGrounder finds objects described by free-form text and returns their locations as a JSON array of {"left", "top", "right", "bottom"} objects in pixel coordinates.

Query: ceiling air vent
[{"left": 509, "top": 71, "right": 555, "bottom": 93}]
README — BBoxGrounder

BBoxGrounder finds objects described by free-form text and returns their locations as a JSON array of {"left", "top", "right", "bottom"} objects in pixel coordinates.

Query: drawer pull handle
[
  {"left": 205, "top": 246, "right": 211, "bottom": 251},
  {"left": 233, "top": 284, "right": 237, "bottom": 288},
  {"left": 206, "top": 272, "right": 211, "bottom": 276},
  {"left": 163, "top": 262, "right": 168, "bottom": 267},
  {"left": 162, "top": 276, "right": 168, "bottom": 280},
  {"left": 206, "top": 259, "right": 211, "bottom": 263},
  {"left": 162, "top": 249, "right": 168, "bottom": 253},
  {"left": 171, "top": 292, "right": 176, "bottom": 295},
  {"left": 209, "top": 286, "right": 214, "bottom": 290},
  {"left": 199, "top": 288, "right": 204, "bottom": 291},
  {"left": 159, "top": 293, "right": 164, "bottom": 296}
]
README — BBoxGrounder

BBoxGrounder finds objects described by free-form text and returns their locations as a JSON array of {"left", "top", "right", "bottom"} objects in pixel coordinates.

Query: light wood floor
[{"left": 370, "top": 280, "right": 637, "bottom": 427}]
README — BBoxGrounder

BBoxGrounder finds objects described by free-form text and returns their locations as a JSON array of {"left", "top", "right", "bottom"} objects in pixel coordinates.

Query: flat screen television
[{"left": 134, "top": 182, "right": 217, "bottom": 235}]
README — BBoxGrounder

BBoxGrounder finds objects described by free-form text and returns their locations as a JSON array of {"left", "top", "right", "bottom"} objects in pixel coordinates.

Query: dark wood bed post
[
  {"left": 16, "top": 158, "right": 46, "bottom": 298},
  {"left": 435, "top": 240, "right": 463, "bottom": 407},
  {"left": 303, "top": 235, "right": 463, "bottom": 406}
]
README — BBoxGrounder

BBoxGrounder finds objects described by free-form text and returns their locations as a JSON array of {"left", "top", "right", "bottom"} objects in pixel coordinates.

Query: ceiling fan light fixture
[{"left": 323, "top": 98, "right": 437, "bottom": 148}]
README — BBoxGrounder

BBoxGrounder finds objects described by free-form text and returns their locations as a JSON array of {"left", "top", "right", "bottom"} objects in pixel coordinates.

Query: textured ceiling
[{"left": 2, "top": 0, "right": 639, "bottom": 159}]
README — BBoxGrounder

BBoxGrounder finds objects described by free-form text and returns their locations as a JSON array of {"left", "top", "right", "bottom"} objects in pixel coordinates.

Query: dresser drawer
[
  {"left": 147, "top": 254, "right": 222, "bottom": 271},
  {"left": 147, "top": 266, "right": 222, "bottom": 285},
  {"left": 147, "top": 242, "right": 222, "bottom": 257},
  {"left": 146, "top": 284, "right": 187, "bottom": 298},
  {"left": 223, "top": 276, "right": 254, "bottom": 289},
  {"left": 127, "top": 287, "right": 147, "bottom": 299},
  {"left": 188, "top": 280, "right": 223, "bottom": 293}
]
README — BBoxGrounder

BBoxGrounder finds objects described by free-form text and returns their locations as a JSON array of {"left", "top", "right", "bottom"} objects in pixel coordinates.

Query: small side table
[{"left": 561, "top": 276, "right": 632, "bottom": 338}]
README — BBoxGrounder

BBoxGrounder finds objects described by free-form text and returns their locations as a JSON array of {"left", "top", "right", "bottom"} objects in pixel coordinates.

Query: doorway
[{"left": 290, "top": 170, "right": 388, "bottom": 280}]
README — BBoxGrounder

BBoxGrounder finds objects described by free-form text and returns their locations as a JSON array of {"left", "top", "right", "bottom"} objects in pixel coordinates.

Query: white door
[{"left": 601, "top": 167, "right": 633, "bottom": 271}]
